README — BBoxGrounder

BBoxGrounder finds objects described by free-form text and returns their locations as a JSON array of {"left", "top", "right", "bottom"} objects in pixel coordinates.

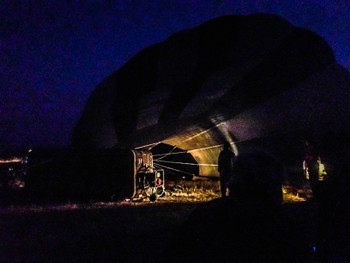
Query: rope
[
  {"left": 153, "top": 163, "right": 195, "bottom": 177},
  {"left": 154, "top": 159, "right": 217, "bottom": 167}
]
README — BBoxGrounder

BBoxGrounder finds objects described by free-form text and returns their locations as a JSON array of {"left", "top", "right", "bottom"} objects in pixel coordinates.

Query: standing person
[
  {"left": 303, "top": 137, "right": 320, "bottom": 199},
  {"left": 218, "top": 142, "right": 235, "bottom": 197}
]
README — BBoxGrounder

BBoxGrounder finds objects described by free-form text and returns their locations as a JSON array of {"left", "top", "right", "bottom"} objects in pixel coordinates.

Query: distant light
[{"left": 0, "top": 157, "right": 23, "bottom": 163}]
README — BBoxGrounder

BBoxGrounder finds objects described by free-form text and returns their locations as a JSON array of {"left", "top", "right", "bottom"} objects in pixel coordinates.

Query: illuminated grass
[
  {"left": 137, "top": 179, "right": 307, "bottom": 204},
  {"left": 283, "top": 192, "right": 306, "bottom": 203}
]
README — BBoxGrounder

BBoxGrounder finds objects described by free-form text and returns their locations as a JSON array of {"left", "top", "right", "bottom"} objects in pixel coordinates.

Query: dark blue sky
[{"left": 1, "top": 0, "right": 349, "bottom": 152}]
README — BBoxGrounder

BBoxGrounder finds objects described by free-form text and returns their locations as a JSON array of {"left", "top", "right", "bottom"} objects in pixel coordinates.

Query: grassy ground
[
  {"left": 0, "top": 179, "right": 308, "bottom": 263},
  {"left": 0, "top": 202, "right": 198, "bottom": 263}
]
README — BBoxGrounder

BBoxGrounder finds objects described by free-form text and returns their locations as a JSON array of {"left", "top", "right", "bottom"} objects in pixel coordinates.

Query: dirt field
[
  {"left": 0, "top": 201, "right": 199, "bottom": 263},
  {"left": 0, "top": 179, "right": 311, "bottom": 263}
]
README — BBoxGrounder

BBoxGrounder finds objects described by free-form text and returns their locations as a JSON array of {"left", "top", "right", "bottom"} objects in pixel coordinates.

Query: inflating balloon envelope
[{"left": 71, "top": 13, "right": 349, "bottom": 197}]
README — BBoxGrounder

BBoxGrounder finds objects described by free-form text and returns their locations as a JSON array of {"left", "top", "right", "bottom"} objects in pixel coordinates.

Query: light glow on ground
[{"left": 0, "top": 181, "right": 307, "bottom": 214}]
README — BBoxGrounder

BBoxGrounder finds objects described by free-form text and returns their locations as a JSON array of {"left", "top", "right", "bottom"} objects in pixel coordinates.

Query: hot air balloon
[{"left": 65, "top": 13, "right": 350, "bottom": 201}]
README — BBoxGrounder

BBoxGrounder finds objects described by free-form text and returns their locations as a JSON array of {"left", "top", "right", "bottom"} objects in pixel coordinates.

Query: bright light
[{"left": 0, "top": 157, "right": 23, "bottom": 164}]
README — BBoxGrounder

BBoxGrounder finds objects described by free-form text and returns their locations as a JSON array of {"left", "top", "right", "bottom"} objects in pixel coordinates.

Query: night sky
[{"left": 1, "top": 1, "right": 349, "bottom": 152}]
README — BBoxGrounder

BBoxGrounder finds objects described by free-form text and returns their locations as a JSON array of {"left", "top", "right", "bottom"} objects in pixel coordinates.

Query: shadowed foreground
[
  {"left": 0, "top": 202, "right": 196, "bottom": 263},
  {"left": 0, "top": 200, "right": 321, "bottom": 263}
]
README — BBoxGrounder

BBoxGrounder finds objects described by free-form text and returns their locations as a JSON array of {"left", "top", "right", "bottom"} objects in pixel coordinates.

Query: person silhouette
[
  {"left": 218, "top": 142, "right": 235, "bottom": 197},
  {"left": 303, "top": 136, "right": 322, "bottom": 200}
]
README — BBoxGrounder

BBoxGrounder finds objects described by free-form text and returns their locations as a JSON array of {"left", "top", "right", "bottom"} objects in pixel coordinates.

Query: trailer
[{"left": 131, "top": 149, "right": 165, "bottom": 202}]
